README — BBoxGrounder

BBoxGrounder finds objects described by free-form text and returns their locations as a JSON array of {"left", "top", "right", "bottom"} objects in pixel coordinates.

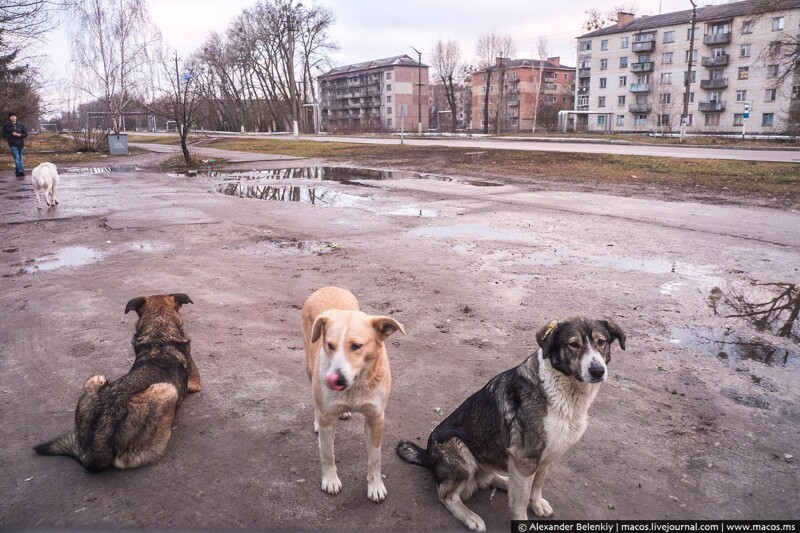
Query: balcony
[
  {"left": 628, "top": 103, "right": 652, "bottom": 113},
  {"left": 578, "top": 85, "right": 590, "bottom": 94},
  {"left": 543, "top": 83, "right": 557, "bottom": 91},
  {"left": 632, "top": 41, "right": 655, "bottom": 53},
  {"left": 631, "top": 61, "right": 654, "bottom": 73},
  {"left": 578, "top": 68, "right": 591, "bottom": 78},
  {"left": 703, "top": 32, "right": 732, "bottom": 45},
  {"left": 700, "top": 77, "right": 728, "bottom": 89},
  {"left": 701, "top": 54, "right": 729, "bottom": 67},
  {"left": 629, "top": 83, "right": 651, "bottom": 93},
  {"left": 698, "top": 100, "right": 726, "bottom": 112}
]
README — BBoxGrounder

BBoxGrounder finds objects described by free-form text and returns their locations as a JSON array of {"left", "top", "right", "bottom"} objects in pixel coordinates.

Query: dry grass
[
  {"left": 202, "top": 137, "right": 800, "bottom": 206},
  {"left": 1, "top": 132, "right": 145, "bottom": 171}
]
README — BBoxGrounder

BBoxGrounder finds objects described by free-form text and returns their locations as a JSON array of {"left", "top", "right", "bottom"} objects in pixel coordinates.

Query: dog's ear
[
  {"left": 311, "top": 313, "right": 330, "bottom": 344},
  {"left": 536, "top": 320, "right": 560, "bottom": 352},
  {"left": 125, "top": 296, "right": 147, "bottom": 315},
  {"left": 172, "top": 293, "right": 193, "bottom": 309},
  {"left": 372, "top": 316, "right": 406, "bottom": 341},
  {"left": 602, "top": 319, "right": 626, "bottom": 350}
]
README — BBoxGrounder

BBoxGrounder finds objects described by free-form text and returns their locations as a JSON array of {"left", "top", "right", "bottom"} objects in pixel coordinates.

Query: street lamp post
[
  {"left": 410, "top": 45, "right": 422, "bottom": 134},
  {"left": 681, "top": 0, "right": 697, "bottom": 143}
]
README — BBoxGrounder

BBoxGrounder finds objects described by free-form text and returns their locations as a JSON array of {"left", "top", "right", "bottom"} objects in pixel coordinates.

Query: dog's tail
[
  {"left": 396, "top": 441, "right": 429, "bottom": 468},
  {"left": 34, "top": 432, "right": 82, "bottom": 461}
]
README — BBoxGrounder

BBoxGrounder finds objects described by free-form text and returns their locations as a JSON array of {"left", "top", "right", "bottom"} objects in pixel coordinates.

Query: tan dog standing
[{"left": 301, "top": 286, "right": 405, "bottom": 502}]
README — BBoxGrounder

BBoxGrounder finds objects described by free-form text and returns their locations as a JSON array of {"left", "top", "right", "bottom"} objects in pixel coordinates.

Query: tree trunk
[{"left": 482, "top": 67, "right": 492, "bottom": 134}]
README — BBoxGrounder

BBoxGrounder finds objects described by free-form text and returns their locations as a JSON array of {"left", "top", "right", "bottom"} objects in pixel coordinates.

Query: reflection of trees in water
[
  {"left": 712, "top": 282, "right": 799, "bottom": 342},
  {"left": 220, "top": 183, "right": 311, "bottom": 203}
]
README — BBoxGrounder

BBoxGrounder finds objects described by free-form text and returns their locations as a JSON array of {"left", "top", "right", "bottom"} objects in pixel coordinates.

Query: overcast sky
[{"left": 40, "top": 0, "right": 726, "bottom": 112}]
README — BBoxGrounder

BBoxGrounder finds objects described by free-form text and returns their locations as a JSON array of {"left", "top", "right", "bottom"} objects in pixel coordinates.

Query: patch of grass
[
  {"left": 202, "top": 137, "right": 800, "bottom": 205},
  {"left": 0, "top": 132, "right": 145, "bottom": 171}
]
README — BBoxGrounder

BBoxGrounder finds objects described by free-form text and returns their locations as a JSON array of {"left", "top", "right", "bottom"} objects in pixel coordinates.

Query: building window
[
  {"left": 635, "top": 114, "right": 648, "bottom": 125},
  {"left": 387, "top": 106, "right": 392, "bottom": 115},
  {"left": 683, "top": 92, "right": 695, "bottom": 103},
  {"left": 598, "top": 114, "right": 606, "bottom": 125},
  {"left": 765, "top": 88, "right": 777, "bottom": 101},
  {"left": 768, "top": 42, "right": 782, "bottom": 57},
  {"left": 736, "top": 90, "right": 747, "bottom": 102},
  {"left": 792, "top": 85, "right": 800, "bottom": 99},
  {"left": 598, "top": 96, "right": 606, "bottom": 107},
  {"left": 386, "top": 72, "right": 392, "bottom": 80},
  {"left": 387, "top": 84, "right": 392, "bottom": 91},
  {"left": 577, "top": 95, "right": 589, "bottom": 106},
  {"left": 684, "top": 49, "right": 698, "bottom": 62},
  {"left": 661, "top": 72, "right": 672, "bottom": 84},
  {"left": 662, "top": 52, "right": 673, "bottom": 64},
  {"left": 762, "top": 113, "right": 774, "bottom": 126},
  {"left": 738, "top": 67, "right": 749, "bottom": 80},
  {"left": 600, "top": 59, "right": 608, "bottom": 70},
  {"left": 739, "top": 44, "right": 751, "bottom": 57},
  {"left": 658, "top": 114, "right": 670, "bottom": 126},
  {"left": 660, "top": 93, "right": 671, "bottom": 104},
  {"left": 619, "top": 57, "right": 628, "bottom": 68},
  {"left": 663, "top": 31, "right": 675, "bottom": 43},
  {"left": 767, "top": 64, "right": 780, "bottom": 77},
  {"left": 684, "top": 70, "right": 696, "bottom": 83},
  {"left": 387, "top": 118, "right": 392, "bottom": 126},
  {"left": 601, "top": 39, "right": 609, "bottom": 51},
  {"left": 599, "top": 77, "right": 607, "bottom": 88},
  {"left": 733, "top": 114, "right": 743, "bottom": 126},
  {"left": 705, "top": 114, "right": 720, "bottom": 126},
  {"left": 616, "top": 114, "right": 625, "bottom": 126},
  {"left": 386, "top": 95, "right": 392, "bottom": 103},
  {"left": 619, "top": 75, "right": 627, "bottom": 87},
  {"left": 580, "top": 40, "right": 592, "bottom": 51},
  {"left": 687, "top": 28, "right": 695, "bottom": 40},
  {"left": 742, "top": 20, "right": 754, "bottom": 34},
  {"left": 621, "top": 36, "right": 629, "bottom": 49},
  {"left": 772, "top": 17, "right": 784, "bottom": 31},
  {"left": 618, "top": 95, "right": 626, "bottom": 105}
]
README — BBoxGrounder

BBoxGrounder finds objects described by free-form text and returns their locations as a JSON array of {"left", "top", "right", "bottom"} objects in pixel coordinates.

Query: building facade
[
  {"left": 429, "top": 82, "right": 471, "bottom": 131},
  {"left": 318, "top": 55, "right": 429, "bottom": 133},
  {"left": 471, "top": 57, "right": 575, "bottom": 132},
  {"left": 576, "top": 0, "right": 800, "bottom": 133}
]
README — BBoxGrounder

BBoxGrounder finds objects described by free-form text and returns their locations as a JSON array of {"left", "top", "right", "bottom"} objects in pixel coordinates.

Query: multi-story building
[
  {"left": 429, "top": 82, "right": 471, "bottom": 131},
  {"left": 318, "top": 54, "right": 429, "bottom": 133},
  {"left": 471, "top": 57, "right": 575, "bottom": 132},
  {"left": 575, "top": 0, "right": 800, "bottom": 133}
]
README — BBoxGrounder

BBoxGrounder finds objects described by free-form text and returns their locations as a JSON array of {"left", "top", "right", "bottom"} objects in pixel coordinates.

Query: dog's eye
[
  {"left": 568, "top": 341, "right": 581, "bottom": 349},
  {"left": 350, "top": 343, "right": 362, "bottom": 351},
  {"left": 597, "top": 338, "right": 607, "bottom": 347},
  {"left": 327, "top": 342, "right": 335, "bottom": 352}
]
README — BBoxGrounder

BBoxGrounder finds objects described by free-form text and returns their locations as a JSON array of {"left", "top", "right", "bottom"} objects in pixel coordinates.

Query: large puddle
[
  {"left": 24, "top": 246, "right": 102, "bottom": 274},
  {"left": 217, "top": 183, "right": 370, "bottom": 208},
  {"left": 671, "top": 326, "right": 798, "bottom": 367}
]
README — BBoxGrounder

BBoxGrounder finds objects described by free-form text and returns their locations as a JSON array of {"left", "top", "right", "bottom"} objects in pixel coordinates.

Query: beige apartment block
[
  {"left": 471, "top": 57, "right": 575, "bottom": 132},
  {"left": 318, "top": 54, "right": 429, "bottom": 133},
  {"left": 576, "top": 0, "right": 800, "bottom": 134}
]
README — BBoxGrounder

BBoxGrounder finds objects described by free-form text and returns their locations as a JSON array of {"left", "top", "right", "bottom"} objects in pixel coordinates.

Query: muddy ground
[{"left": 1, "top": 147, "right": 798, "bottom": 530}]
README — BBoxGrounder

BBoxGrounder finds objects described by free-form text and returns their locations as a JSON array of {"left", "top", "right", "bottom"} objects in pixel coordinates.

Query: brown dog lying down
[{"left": 34, "top": 294, "right": 201, "bottom": 471}]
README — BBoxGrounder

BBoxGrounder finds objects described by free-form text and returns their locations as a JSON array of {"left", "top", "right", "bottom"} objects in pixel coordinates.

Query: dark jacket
[{"left": 2, "top": 120, "right": 27, "bottom": 148}]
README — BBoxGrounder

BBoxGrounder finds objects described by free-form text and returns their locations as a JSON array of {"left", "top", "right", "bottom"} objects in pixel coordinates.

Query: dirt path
[{"left": 1, "top": 150, "right": 798, "bottom": 529}]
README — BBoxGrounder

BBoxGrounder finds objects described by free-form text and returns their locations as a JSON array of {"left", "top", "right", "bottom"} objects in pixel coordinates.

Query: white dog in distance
[{"left": 31, "top": 162, "right": 59, "bottom": 209}]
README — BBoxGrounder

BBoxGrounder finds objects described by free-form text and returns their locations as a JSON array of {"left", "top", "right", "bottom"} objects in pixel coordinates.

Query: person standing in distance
[{"left": 3, "top": 112, "right": 28, "bottom": 177}]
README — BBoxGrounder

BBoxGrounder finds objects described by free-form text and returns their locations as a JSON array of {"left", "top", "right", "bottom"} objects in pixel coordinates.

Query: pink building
[{"left": 319, "top": 54, "right": 430, "bottom": 133}]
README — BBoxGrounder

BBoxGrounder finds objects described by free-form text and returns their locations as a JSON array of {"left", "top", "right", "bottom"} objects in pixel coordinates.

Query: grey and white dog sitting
[{"left": 397, "top": 317, "right": 626, "bottom": 531}]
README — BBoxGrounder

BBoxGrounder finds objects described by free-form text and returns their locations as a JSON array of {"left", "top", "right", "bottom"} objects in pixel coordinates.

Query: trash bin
[{"left": 109, "top": 133, "right": 129, "bottom": 155}]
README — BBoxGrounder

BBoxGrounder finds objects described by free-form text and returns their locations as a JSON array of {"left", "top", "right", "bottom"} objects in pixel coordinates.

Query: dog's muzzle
[
  {"left": 587, "top": 361, "right": 606, "bottom": 382},
  {"left": 325, "top": 370, "right": 348, "bottom": 391}
]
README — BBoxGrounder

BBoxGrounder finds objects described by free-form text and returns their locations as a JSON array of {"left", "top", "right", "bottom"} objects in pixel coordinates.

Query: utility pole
[
  {"left": 411, "top": 45, "right": 422, "bottom": 134},
  {"left": 287, "top": 10, "right": 299, "bottom": 137},
  {"left": 681, "top": 0, "right": 697, "bottom": 143}
]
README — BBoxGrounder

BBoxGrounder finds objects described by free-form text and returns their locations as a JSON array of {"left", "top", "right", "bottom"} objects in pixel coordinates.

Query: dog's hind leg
[
  {"left": 186, "top": 355, "right": 201, "bottom": 393},
  {"left": 529, "top": 462, "right": 554, "bottom": 517},
  {"left": 438, "top": 481, "right": 486, "bottom": 532},
  {"left": 432, "top": 438, "right": 485, "bottom": 531},
  {"left": 365, "top": 414, "right": 386, "bottom": 502},
  {"left": 318, "top": 414, "right": 342, "bottom": 494},
  {"left": 507, "top": 456, "right": 535, "bottom": 521},
  {"left": 112, "top": 382, "right": 179, "bottom": 469},
  {"left": 34, "top": 187, "right": 42, "bottom": 209},
  {"left": 51, "top": 180, "right": 58, "bottom": 205}
]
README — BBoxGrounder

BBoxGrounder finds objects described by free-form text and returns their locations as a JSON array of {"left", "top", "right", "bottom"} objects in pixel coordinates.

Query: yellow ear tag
[{"left": 541, "top": 321, "right": 557, "bottom": 340}]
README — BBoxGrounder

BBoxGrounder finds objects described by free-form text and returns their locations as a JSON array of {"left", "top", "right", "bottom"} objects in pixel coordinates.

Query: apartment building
[
  {"left": 471, "top": 57, "right": 575, "bottom": 132},
  {"left": 318, "top": 54, "right": 429, "bottom": 133},
  {"left": 429, "top": 82, "right": 471, "bottom": 131},
  {"left": 576, "top": 0, "right": 800, "bottom": 133}
]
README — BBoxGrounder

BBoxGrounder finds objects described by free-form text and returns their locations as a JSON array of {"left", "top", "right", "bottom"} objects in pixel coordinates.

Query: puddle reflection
[
  {"left": 25, "top": 246, "right": 101, "bottom": 274},
  {"left": 217, "top": 183, "right": 369, "bottom": 208},
  {"left": 671, "top": 325, "right": 797, "bottom": 367}
]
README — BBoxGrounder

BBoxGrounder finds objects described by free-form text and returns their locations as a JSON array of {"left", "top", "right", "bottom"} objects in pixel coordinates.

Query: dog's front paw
[
  {"left": 85, "top": 375, "right": 108, "bottom": 388},
  {"left": 463, "top": 513, "right": 486, "bottom": 531},
  {"left": 367, "top": 479, "right": 387, "bottom": 502},
  {"left": 321, "top": 474, "right": 342, "bottom": 495},
  {"left": 530, "top": 496, "right": 554, "bottom": 517},
  {"left": 339, "top": 411, "right": 352, "bottom": 420}
]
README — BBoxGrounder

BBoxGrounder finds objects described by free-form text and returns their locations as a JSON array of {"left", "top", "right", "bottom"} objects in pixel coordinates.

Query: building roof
[
  {"left": 321, "top": 54, "right": 428, "bottom": 77},
  {"left": 473, "top": 58, "right": 575, "bottom": 73},
  {"left": 577, "top": 0, "right": 800, "bottom": 38}
]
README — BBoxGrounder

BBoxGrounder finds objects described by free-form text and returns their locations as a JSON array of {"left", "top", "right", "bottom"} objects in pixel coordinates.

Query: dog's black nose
[
  {"left": 336, "top": 374, "right": 348, "bottom": 389},
  {"left": 589, "top": 362, "right": 605, "bottom": 379}
]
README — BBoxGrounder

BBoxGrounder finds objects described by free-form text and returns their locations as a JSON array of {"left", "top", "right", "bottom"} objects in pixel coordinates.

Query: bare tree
[
  {"left": 475, "top": 32, "right": 515, "bottom": 134},
  {"left": 431, "top": 39, "right": 463, "bottom": 133},
  {"left": 0, "top": 0, "right": 56, "bottom": 41},
  {"left": 531, "top": 35, "right": 548, "bottom": 134},
  {"left": 68, "top": 0, "right": 161, "bottom": 133},
  {"left": 583, "top": 3, "right": 638, "bottom": 31}
]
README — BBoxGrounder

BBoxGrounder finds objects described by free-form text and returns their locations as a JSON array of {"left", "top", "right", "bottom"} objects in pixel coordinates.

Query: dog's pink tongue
[{"left": 326, "top": 372, "right": 346, "bottom": 391}]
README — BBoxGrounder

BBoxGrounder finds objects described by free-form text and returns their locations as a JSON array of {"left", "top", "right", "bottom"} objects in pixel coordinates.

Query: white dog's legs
[
  {"left": 34, "top": 187, "right": 42, "bottom": 209},
  {"left": 50, "top": 181, "right": 58, "bottom": 205}
]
